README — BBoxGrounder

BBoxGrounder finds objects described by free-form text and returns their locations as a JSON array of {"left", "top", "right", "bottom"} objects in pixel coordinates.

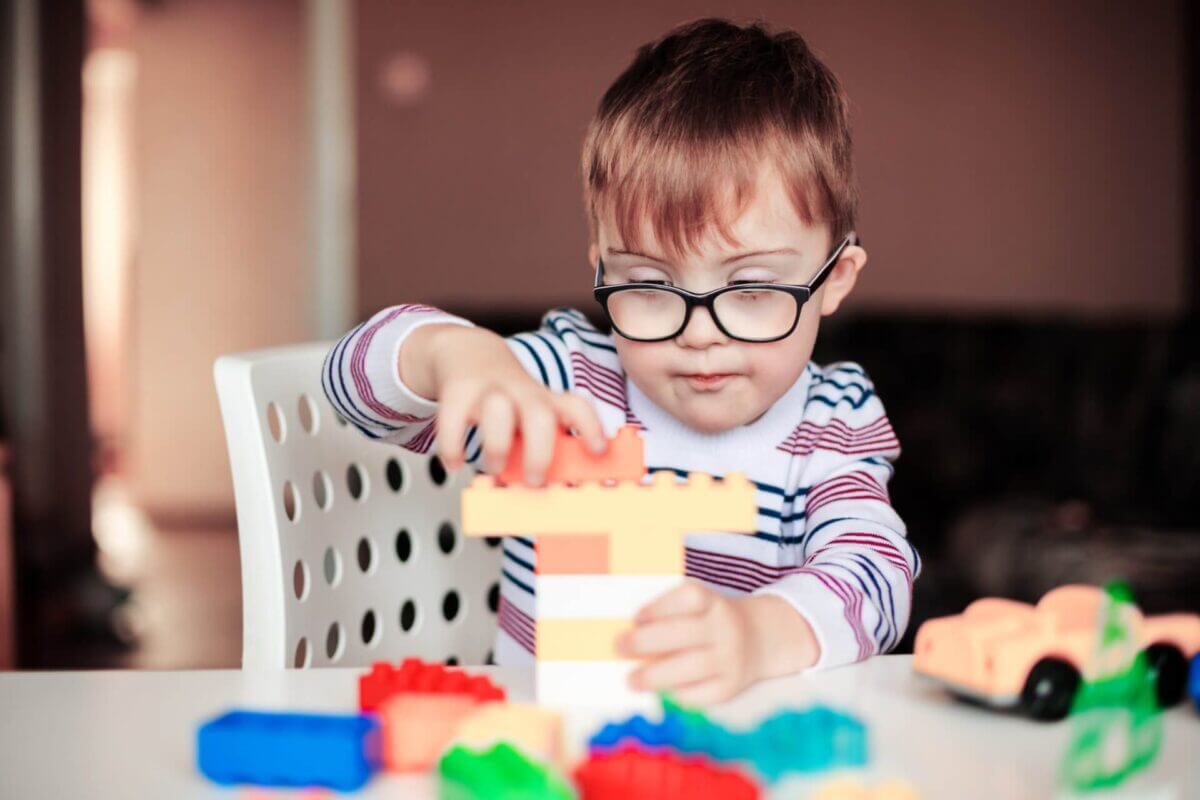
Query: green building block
[
  {"left": 1061, "top": 581, "right": 1163, "bottom": 792},
  {"left": 438, "top": 742, "right": 573, "bottom": 800}
]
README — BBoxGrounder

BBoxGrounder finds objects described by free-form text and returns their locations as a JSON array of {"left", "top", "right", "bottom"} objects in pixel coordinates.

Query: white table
[{"left": 0, "top": 656, "right": 1196, "bottom": 799}]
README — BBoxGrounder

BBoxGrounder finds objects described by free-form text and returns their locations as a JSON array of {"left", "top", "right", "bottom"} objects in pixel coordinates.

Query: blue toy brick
[
  {"left": 745, "top": 706, "right": 868, "bottom": 781},
  {"left": 589, "top": 703, "right": 868, "bottom": 784},
  {"left": 1190, "top": 652, "right": 1200, "bottom": 712},
  {"left": 197, "top": 709, "right": 381, "bottom": 791}
]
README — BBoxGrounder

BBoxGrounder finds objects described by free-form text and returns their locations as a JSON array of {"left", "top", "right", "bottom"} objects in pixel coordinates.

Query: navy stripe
[
  {"left": 850, "top": 553, "right": 897, "bottom": 650},
  {"left": 332, "top": 323, "right": 403, "bottom": 431},
  {"left": 647, "top": 466, "right": 810, "bottom": 502},
  {"left": 530, "top": 332, "right": 570, "bottom": 390},
  {"left": 547, "top": 316, "right": 618, "bottom": 353},
  {"left": 502, "top": 547, "right": 535, "bottom": 574},
  {"left": 510, "top": 337, "right": 550, "bottom": 386},
  {"left": 806, "top": 389, "right": 877, "bottom": 410},
  {"left": 501, "top": 568, "right": 534, "bottom": 596}
]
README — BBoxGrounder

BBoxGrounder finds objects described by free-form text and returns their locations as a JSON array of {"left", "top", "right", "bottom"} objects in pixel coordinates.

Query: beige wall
[
  {"left": 356, "top": 0, "right": 1185, "bottom": 317},
  {"left": 129, "top": 0, "right": 308, "bottom": 516}
]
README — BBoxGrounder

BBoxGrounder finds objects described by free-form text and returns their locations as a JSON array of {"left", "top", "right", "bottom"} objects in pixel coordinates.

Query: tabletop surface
[{"left": 0, "top": 655, "right": 1196, "bottom": 799}]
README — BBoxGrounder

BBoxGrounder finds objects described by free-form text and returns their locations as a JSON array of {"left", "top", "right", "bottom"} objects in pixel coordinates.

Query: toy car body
[{"left": 913, "top": 585, "right": 1200, "bottom": 720}]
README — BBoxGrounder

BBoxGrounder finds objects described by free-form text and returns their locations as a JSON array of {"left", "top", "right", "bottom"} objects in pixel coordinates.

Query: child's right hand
[{"left": 404, "top": 324, "right": 608, "bottom": 486}]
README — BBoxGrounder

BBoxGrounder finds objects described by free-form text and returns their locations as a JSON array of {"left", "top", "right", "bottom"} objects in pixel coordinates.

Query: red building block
[
  {"left": 573, "top": 747, "right": 761, "bottom": 800},
  {"left": 359, "top": 658, "right": 505, "bottom": 712},
  {"left": 497, "top": 425, "right": 645, "bottom": 486}
]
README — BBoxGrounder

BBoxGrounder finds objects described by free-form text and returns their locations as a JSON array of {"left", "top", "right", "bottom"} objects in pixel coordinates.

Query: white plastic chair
[{"left": 214, "top": 344, "right": 501, "bottom": 670}]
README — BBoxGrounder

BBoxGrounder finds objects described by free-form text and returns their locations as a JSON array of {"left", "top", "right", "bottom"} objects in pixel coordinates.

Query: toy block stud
[
  {"left": 439, "top": 742, "right": 573, "bottom": 800},
  {"left": 359, "top": 657, "right": 505, "bottom": 712},
  {"left": 573, "top": 747, "right": 761, "bottom": 800},
  {"left": 498, "top": 425, "right": 646, "bottom": 486},
  {"left": 197, "top": 710, "right": 380, "bottom": 792},
  {"left": 452, "top": 702, "right": 564, "bottom": 766}
]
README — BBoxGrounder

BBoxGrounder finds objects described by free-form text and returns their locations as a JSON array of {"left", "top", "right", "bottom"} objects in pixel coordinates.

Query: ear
[
  {"left": 587, "top": 242, "right": 599, "bottom": 269},
  {"left": 818, "top": 244, "right": 868, "bottom": 316}
]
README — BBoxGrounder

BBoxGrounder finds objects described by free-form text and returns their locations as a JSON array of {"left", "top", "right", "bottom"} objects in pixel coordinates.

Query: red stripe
[
  {"left": 401, "top": 420, "right": 436, "bottom": 454},
  {"left": 574, "top": 373, "right": 627, "bottom": 411},
  {"left": 569, "top": 352, "right": 625, "bottom": 396},
  {"left": 796, "top": 566, "right": 871, "bottom": 662},
  {"left": 807, "top": 490, "right": 891, "bottom": 515},
  {"left": 348, "top": 306, "right": 439, "bottom": 424},
  {"left": 813, "top": 533, "right": 913, "bottom": 580},
  {"left": 806, "top": 473, "right": 889, "bottom": 507}
]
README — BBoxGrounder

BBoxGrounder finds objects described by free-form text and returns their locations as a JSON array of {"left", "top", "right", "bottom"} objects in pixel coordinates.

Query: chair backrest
[{"left": 214, "top": 344, "right": 501, "bottom": 670}]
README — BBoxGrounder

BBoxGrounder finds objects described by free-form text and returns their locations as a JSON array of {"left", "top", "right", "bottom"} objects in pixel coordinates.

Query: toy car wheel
[
  {"left": 1143, "top": 643, "right": 1187, "bottom": 708},
  {"left": 1020, "top": 657, "right": 1080, "bottom": 721}
]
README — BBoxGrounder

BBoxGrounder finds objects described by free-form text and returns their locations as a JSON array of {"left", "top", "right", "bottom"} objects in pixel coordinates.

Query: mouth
[{"left": 679, "top": 373, "right": 738, "bottom": 391}]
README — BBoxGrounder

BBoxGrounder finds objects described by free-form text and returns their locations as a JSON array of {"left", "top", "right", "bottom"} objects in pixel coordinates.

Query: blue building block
[
  {"left": 197, "top": 709, "right": 381, "bottom": 791},
  {"left": 1189, "top": 653, "right": 1200, "bottom": 712},
  {"left": 588, "top": 702, "right": 868, "bottom": 784},
  {"left": 744, "top": 706, "right": 868, "bottom": 781}
]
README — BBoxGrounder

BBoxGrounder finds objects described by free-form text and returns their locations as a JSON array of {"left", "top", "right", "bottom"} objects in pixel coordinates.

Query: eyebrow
[{"left": 604, "top": 247, "right": 801, "bottom": 265}]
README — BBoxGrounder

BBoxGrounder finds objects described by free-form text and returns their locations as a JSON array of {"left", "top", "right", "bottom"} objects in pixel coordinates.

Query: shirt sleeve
[
  {"left": 322, "top": 305, "right": 582, "bottom": 461},
  {"left": 752, "top": 364, "right": 920, "bottom": 670}
]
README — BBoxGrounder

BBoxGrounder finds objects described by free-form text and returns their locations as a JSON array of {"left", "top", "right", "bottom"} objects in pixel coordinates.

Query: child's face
[{"left": 588, "top": 167, "right": 868, "bottom": 434}]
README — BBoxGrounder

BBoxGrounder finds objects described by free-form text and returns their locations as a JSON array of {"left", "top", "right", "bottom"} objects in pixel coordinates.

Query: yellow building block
[
  {"left": 537, "top": 617, "right": 631, "bottom": 661},
  {"left": 461, "top": 470, "right": 756, "bottom": 574},
  {"left": 811, "top": 779, "right": 922, "bottom": 800},
  {"left": 452, "top": 702, "right": 563, "bottom": 766}
]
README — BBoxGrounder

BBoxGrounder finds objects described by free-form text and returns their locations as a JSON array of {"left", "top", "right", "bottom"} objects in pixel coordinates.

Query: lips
[{"left": 680, "top": 373, "right": 738, "bottom": 390}]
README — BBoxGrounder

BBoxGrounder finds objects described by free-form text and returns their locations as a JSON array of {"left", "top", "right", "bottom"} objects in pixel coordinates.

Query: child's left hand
[{"left": 615, "top": 580, "right": 820, "bottom": 705}]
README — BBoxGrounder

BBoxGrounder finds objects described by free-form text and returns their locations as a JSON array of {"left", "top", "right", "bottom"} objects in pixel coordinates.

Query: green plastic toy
[
  {"left": 438, "top": 742, "right": 573, "bottom": 800},
  {"left": 1061, "top": 581, "right": 1163, "bottom": 792}
]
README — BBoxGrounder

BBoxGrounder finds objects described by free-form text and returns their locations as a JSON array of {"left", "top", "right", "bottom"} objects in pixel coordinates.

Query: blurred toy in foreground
[
  {"left": 1190, "top": 652, "right": 1200, "bottom": 711},
  {"left": 1060, "top": 582, "right": 1162, "bottom": 792},
  {"left": 913, "top": 584, "right": 1200, "bottom": 720}
]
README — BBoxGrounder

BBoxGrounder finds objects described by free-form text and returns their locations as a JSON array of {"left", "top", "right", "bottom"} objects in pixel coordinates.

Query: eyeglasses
[{"left": 592, "top": 233, "right": 855, "bottom": 343}]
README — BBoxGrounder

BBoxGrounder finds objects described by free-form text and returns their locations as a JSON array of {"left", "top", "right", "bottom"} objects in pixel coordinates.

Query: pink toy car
[{"left": 913, "top": 585, "right": 1200, "bottom": 721}]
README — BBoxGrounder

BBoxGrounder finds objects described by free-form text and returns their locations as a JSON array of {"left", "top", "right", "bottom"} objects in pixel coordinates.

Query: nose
[{"left": 675, "top": 305, "right": 729, "bottom": 349}]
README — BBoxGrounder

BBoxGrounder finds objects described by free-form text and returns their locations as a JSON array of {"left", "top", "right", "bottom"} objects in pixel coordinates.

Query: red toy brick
[
  {"left": 359, "top": 658, "right": 506, "bottom": 712},
  {"left": 573, "top": 747, "right": 760, "bottom": 800}
]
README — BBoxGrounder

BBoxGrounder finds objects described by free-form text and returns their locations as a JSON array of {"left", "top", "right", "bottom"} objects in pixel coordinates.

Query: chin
[{"left": 678, "top": 403, "right": 752, "bottom": 434}]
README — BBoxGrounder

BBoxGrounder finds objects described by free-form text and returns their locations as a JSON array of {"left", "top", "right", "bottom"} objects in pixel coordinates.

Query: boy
[{"left": 324, "top": 18, "right": 918, "bottom": 704}]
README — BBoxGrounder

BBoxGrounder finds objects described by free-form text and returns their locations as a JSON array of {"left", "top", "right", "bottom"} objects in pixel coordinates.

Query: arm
[
  {"left": 322, "top": 305, "right": 606, "bottom": 484},
  {"left": 754, "top": 369, "right": 917, "bottom": 670}
]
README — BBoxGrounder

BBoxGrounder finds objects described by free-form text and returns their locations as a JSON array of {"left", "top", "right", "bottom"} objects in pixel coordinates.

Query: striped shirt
[{"left": 323, "top": 305, "right": 919, "bottom": 670}]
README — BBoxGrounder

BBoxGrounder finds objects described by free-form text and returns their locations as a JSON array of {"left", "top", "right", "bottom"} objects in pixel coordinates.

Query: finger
[
  {"left": 617, "top": 615, "right": 710, "bottom": 658},
  {"left": 551, "top": 393, "right": 607, "bottom": 455},
  {"left": 435, "top": 383, "right": 481, "bottom": 471},
  {"left": 628, "top": 648, "right": 719, "bottom": 693},
  {"left": 635, "top": 580, "right": 713, "bottom": 624},
  {"left": 477, "top": 392, "right": 516, "bottom": 474},
  {"left": 515, "top": 399, "right": 559, "bottom": 486}
]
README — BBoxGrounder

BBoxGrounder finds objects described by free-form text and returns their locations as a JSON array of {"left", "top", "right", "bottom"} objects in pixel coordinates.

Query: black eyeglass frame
[{"left": 592, "top": 233, "right": 856, "bottom": 343}]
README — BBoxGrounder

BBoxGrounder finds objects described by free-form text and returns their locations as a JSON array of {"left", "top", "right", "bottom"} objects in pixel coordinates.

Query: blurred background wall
[
  {"left": 356, "top": 0, "right": 1185, "bottom": 317},
  {"left": 127, "top": 0, "right": 308, "bottom": 519}
]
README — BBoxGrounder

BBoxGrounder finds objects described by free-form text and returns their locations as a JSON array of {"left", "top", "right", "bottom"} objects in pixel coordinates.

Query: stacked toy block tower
[{"left": 461, "top": 425, "right": 756, "bottom": 708}]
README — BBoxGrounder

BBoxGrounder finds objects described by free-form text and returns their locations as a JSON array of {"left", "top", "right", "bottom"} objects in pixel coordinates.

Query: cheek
[{"left": 614, "top": 339, "right": 671, "bottom": 378}]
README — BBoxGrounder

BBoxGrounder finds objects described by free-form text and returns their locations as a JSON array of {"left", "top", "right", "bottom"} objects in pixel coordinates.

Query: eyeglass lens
[{"left": 606, "top": 287, "right": 799, "bottom": 341}]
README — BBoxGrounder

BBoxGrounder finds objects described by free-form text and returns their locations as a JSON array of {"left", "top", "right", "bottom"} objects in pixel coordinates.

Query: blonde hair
[{"left": 581, "top": 18, "right": 857, "bottom": 261}]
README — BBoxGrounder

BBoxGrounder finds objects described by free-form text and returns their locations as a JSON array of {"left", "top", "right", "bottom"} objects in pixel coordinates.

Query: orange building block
[
  {"left": 378, "top": 693, "right": 483, "bottom": 772},
  {"left": 498, "top": 425, "right": 646, "bottom": 486},
  {"left": 537, "top": 535, "right": 609, "bottom": 574},
  {"left": 452, "top": 703, "right": 564, "bottom": 766}
]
